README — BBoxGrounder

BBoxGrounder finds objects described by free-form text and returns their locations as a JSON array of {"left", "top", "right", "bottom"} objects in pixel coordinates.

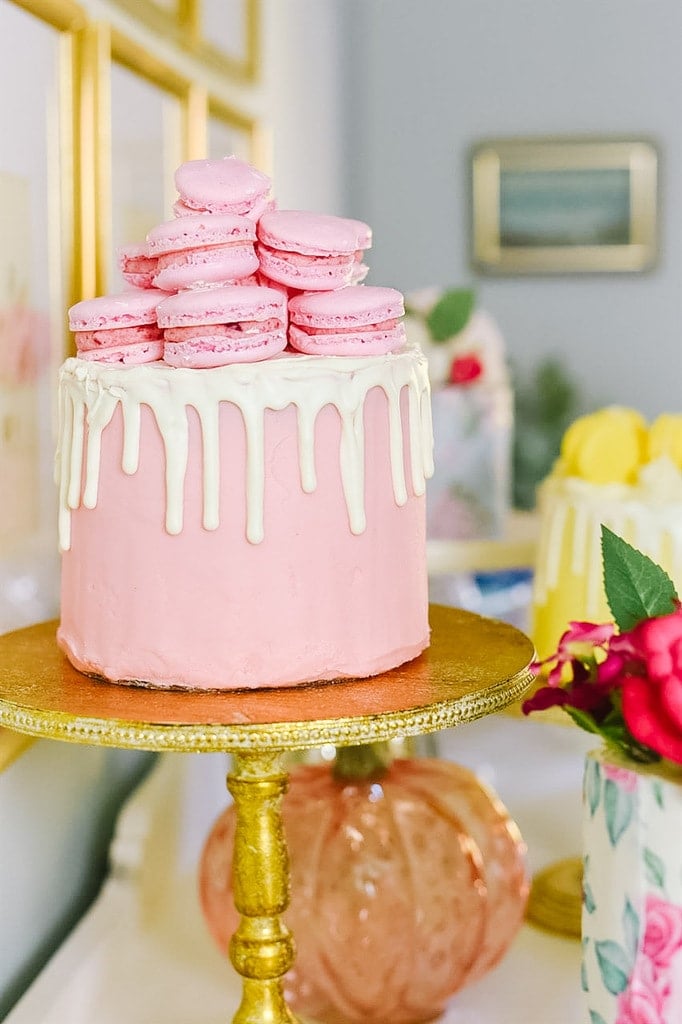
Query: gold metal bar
[
  {"left": 59, "top": 30, "right": 77, "bottom": 353},
  {"left": 184, "top": 83, "right": 208, "bottom": 160},
  {"left": 11, "top": 0, "right": 85, "bottom": 32},
  {"left": 0, "top": 729, "right": 34, "bottom": 773},
  {"left": 245, "top": 0, "right": 261, "bottom": 82},
  {"left": 72, "top": 21, "right": 111, "bottom": 299},
  {"left": 179, "top": 0, "right": 201, "bottom": 47},
  {"left": 227, "top": 751, "right": 299, "bottom": 1024}
]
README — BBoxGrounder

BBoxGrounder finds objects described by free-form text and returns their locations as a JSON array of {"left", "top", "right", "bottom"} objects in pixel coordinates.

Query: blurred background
[{"left": 0, "top": 0, "right": 679, "bottom": 1017}]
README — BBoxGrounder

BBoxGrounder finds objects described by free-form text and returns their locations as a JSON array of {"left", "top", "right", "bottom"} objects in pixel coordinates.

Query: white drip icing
[
  {"left": 533, "top": 467, "right": 682, "bottom": 610},
  {"left": 57, "top": 343, "right": 433, "bottom": 551}
]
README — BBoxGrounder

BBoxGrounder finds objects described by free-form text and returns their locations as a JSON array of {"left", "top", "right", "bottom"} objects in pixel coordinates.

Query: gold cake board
[{"left": 0, "top": 604, "right": 534, "bottom": 1024}]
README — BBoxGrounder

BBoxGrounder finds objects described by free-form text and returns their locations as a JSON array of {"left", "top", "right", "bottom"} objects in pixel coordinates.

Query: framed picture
[{"left": 472, "top": 138, "right": 658, "bottom": 274}]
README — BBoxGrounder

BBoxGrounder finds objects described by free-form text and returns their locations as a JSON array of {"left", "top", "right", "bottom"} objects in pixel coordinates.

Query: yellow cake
[{"left": 531, "top": 408, "right": 682, "bottom": 660}]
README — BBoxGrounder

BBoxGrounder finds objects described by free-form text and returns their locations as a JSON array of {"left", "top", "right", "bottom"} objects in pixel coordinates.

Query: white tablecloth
[{"left": 6, "top": 715, "right": 594, "bottom": 1024}]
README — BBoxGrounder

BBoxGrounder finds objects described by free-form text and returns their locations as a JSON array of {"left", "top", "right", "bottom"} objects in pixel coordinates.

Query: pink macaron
[
  {"left": 256, "top": 210, "right": 372, "bottom": 291},
  {"left": 173, "top": 156, "right": 273, "bottom": 221},
  {"left": 146, "top": 213, "right": 259, "bottom": 292},
  {"left": 157, "top": 284, "right": 288, "bottom": 368},
  {"left": 69, "top": 289, "right": 167, "bottom": 364},
  {"left": 287, "top": 286, "right": 406, "bottom": 356},
  {"left": 118, "top": 244, "right": 159, "bottom": 289}
]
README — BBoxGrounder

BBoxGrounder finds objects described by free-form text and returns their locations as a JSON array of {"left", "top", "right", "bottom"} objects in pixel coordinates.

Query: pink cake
[
  {"left": 57, "top": 350, "right": 433, "bottom": 690},
  {"left": 57, "top": 157, "right": 434, "bottom": 691}
]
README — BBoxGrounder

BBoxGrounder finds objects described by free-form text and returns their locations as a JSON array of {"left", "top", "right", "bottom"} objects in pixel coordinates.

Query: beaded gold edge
[{"left": 0, "top": 669, "right": 534, "bottom": 753}]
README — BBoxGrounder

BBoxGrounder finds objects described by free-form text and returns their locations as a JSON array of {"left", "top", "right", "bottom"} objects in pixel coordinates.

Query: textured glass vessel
[{"left": 199, "top": 747, "right": 528, "bottom": 1024}]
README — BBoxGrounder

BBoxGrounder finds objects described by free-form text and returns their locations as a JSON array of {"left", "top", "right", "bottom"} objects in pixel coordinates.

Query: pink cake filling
[
  {"left": 288, "top": 323, "right": 406, "bottom": 357},
  {"left": 174, "top": 195, "right": 274, "bottom": 220},
  {"left": 257, "top": 243, "right": 361, "bottom": 267},
  {"left": 163, "top": 329, "right": 287, "bottom": 367},
  {"left": 76, "top": 324, "right": 163, "bottom": 351},
  {"left": 257, "top": 251, "right": 355, "bottom": 291},
  {"left": 293, "top": 318, "right": 399, "bottom": 336},
  {"left": 164, "top": 317, "right": 283, "bottom": 342},
  {"left": 78, "top": 340, "right": 164, "bottom": 365},
  {"left": 121, "top": 254, "right": 157, "bottom": 274},
  {"left": 156, "top": 242, "right": 256, "bottom": 270}
]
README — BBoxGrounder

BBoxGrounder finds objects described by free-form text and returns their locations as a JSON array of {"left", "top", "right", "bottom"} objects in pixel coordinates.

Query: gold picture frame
[{"left": 472, "top": 137, "right": 658, "bottom": 274}]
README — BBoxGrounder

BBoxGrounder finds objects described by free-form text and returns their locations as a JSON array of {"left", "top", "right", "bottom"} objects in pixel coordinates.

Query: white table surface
[{"left": 6, "top": 714, "right": 594, "bottom": 1024}]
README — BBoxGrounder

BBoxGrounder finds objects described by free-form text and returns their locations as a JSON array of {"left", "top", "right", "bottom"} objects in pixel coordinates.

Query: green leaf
[
  {"left": 581, "top": 960, "right": 590, "bottom": 992},
  {"left": 425, "top": 288, "right": 475, "bottom": 342},
  {"left": 623, "top": 899, "right": 640, "bottom": 960},
  {"left": 601, "top": 526, "right": 678, "bottom": 632},
  {"left": 604, "top": 778, "right": 634, "bottom": 846},
  {"left": 644, "top": 847, "right": 666, "bottom": 889},
  {"left": 583, "top": 881, "right": 596, "bottom": 914},
  {"left": 567, "top": 707, "right": 602, "bottom": 736},
  {"left": 584, "top": 757, "right": 602, "bottom": 817},
  {"left": 590, "top": 1012, "right": 608, "bottom": 1024},
  {"left": 652, "top": 780, "right": 665, "bottom": 809},
  {"left": 595, "top": 940, "right": 631, "bottom": 995}
]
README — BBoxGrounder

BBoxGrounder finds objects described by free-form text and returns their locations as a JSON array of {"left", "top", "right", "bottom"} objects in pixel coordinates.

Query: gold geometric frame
[
  {"left": 110, "top": 0, "right": 261, "bottom": 83},
  {"left": 1, "top": 0, "right": 86, "bottom": 771},
  {"left": 472, "top": 137, "right": 658, "bottom": 275},
  {"left": 2, "top": 0, "right": 266, "bottom": 773}
]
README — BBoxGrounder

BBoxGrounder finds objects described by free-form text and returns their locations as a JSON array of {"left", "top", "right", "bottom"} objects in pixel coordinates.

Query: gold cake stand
[{"left": 0, "top": 604, "right": 534, "bottom": 1024}]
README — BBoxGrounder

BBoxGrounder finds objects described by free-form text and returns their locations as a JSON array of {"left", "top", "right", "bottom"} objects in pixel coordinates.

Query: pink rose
[
  {"left": 448, "top": 352, "right": 483, "bottom": 386},
  {"left": 616, "top": 956, "right": 669, "bottom": 1024},
  {"left": 622, "top": 677, "right": 682, "bottom": 764},
  {"left": 630, "top": 610, "right": 682, "bottom": 685},
  {"left": 603, "top": 764, "right": 638, "bottom": 793},
  {"left": 642, "top": 895, "right": 682, "bottom": 967}
]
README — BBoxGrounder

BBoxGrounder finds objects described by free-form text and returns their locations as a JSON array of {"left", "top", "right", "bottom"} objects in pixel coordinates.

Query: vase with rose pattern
[{"left": 524, "top": 525, "right": 682, "bottom": 1024}]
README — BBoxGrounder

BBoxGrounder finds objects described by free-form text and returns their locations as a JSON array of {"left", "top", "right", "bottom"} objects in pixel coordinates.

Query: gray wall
[{"left": 340, "top": 0, "right": 682, "bottom": 417}]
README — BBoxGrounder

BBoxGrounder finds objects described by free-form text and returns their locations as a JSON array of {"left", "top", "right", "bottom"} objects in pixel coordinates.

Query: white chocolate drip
[
  {"left": 533, "top": 465, "right": 682, "bottom": 618},
  {"left": 57, "top": 344, "right": 433, "bottom": 551}
]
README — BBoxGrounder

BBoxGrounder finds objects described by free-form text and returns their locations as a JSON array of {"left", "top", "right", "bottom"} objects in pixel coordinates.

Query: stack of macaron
[
  {"left": 68, "top": 288, "right": 167, "bottom": 365},
  {"left": 69, "top": 154, "right": 407, "bottom": 368}
]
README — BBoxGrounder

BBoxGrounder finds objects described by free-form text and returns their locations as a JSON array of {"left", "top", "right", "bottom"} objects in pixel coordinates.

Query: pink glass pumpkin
[{"left": 199, "top": 748, "right": 528, "bottom": 1024}]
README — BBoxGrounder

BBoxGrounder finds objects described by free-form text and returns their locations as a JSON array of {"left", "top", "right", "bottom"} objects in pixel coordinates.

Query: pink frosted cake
[{"left": 57, "top": 157, "right": 434, "bottom": 690}]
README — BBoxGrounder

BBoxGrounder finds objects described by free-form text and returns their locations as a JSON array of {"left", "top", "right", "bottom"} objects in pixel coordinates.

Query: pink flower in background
[
  {"left": 603, "top": 765, "right": 638, "bottom": 793},
  {"left": 642, "top": 895, "right": 682, "bottom": 968},
  {"left": 616, "top": 955, "right": 669, "bottom": 1024},
  {"left": 0, "top": 302, "right": 50, "bottom": 386}
]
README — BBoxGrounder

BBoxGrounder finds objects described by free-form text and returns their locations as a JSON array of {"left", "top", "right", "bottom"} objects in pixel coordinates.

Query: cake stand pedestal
[{"left": 0, "top": 604, "right": 534, "bottom": 1024}]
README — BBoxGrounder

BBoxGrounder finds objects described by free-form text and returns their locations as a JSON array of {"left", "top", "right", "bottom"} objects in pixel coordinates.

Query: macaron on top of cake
[
  {"left": 158, "top": 284, "right": 287, "bottom": 368},
  {"left": 69, "top": 288, "right": 165, "bottom": 331},
  {"left": 174, "top": 156, "right": 272, "bottom": 219},
  {"left": 288, "top": 286, "right": 406, "bottom": 357},
  {"left": 69, "top": 288, "right": 167, "bottom": 365},
  {"left": 118, "top": 244, "right": 158, "bottom": 289},
  {"left": 256, "top": 210, "right": 372, "bottom": 291},
  {"left": 146, "top": 213, "right": 259, "bottom": 292}
]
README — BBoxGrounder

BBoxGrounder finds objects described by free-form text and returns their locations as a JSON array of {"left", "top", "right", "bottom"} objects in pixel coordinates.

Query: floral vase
[
  {"left": 582, "top": 748, "right": 682, "bottom": 1024},
  {"left": 200, "top": 744, "right": 529, "bottom": 1024}
]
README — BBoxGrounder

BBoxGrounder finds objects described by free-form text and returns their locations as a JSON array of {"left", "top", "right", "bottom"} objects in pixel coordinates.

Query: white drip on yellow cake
[{"left": 531, "top": 409, "right": 682, "bottom": 660}]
